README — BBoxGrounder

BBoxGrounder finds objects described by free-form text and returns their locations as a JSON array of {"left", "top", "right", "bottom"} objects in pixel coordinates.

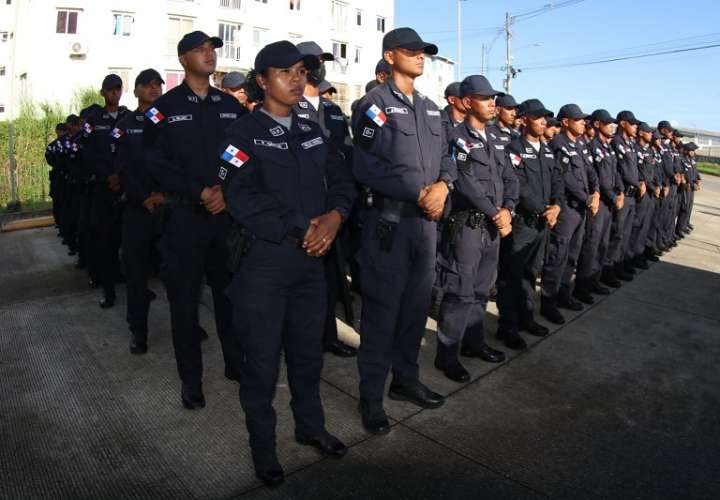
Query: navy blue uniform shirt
[{"left": 506, "top": 136, "right": 563, "bottom": 214}]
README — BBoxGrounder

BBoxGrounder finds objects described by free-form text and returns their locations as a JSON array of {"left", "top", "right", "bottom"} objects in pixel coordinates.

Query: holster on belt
[
  {"left": 374, "top": 195, "right": 421, "bottom": 252},
  {"left": 625, "top": 185, "right": 639, "bottom": 199},
  {"left": 226, "top": 223, "right": 254, "bottom": 272}
]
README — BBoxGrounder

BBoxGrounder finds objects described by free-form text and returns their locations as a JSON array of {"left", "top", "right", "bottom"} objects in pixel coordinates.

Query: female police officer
[{"left": 219, "top": 41, "right": 356, "bottom": 487}]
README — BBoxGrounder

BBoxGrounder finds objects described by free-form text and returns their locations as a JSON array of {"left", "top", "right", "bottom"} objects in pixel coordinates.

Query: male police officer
[
  {"left": 541, "top": 104, "right": 599, "bottom": 324},
  {"left": 375, "top": 59, "right": 391, "bottom": 83},
  {"left": 47, "top": 123, "right": 69, "bottom": 233},
  {"left": 496, "top": 98, "right": 561, "bottom": 351},
  {"left": 221, "top": 71, "right": 248, "bottom": 107},
  {"left": 435, "top": 75, "right": 517, "bottom": 380},
  {"left": 440, "top": 82, "right": 466, "bottom": 140},
  {"left": 631, "top": 122, "right": 660, "bottom": 269},
  {"left": 611, "top": 110, "right": 643, "bottom": 277},
  {"left": 575, "top": 109, "right": 620, "bottom": 298},
  {"left": 143, "top": 31, "right": 246, "bottom": 409},
  {"left": 488, "top": 94, "right": 519, "bottom": 146},
  {"left": 295, "top": 41, "right": 357, "bottom": 358},
  {"left": 114, "top": 69, "right": 165, "bottom": 354},
  {"left": 84, "top": 74, "right": 129, "bottom": 308},
  {"left": 352, "top": 27, "right": 455, "bottom": 433},
  {"left": 657, "top": 120, "right": 680, "bottom": 251},
  {"left": 677, "top": 142, "right": 701, "bottom": 236},
  {"left": 544, "top": 116, "right": 561, "bottom": 143}
]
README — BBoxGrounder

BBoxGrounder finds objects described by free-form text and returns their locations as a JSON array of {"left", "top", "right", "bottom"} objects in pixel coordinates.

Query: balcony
[
  {"left": 218, "top": 0, "right": 242, "bottom": 8},
  {"left": 219, "top": 41, "right": 241, "bottom": 61}
]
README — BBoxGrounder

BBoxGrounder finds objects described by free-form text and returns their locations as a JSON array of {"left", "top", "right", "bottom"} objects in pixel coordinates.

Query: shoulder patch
[
  {"left": 366, "top": 104, "right": 387, "bottom": 127},
  {"left": 145, "top": 107, "right": 165, "bottom": 124},
  {"left": 221, "top": 145, "right": 249, "bottom": 168}
]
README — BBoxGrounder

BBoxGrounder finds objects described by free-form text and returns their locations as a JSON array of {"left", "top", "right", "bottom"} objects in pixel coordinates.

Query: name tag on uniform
[
  {"left": 544, "top": 153, "right": 554, "bottom": 159},
  {"left": 254, "top": 139, "right": 288, "bottom": 150},
  {"left": 95, "top": 125, "right": 111, "bottom": 131},
  {"left": 126, "top": 128, "right": 143, "bottom": 135},
  {"left": 301, "top": 137, "right": 324, "bottom": 150},
  {"left": 168, "top": 114, "right": 193, "bottom": 123},
  {"left": 330, "top": 114, "right": 345, "bottom": 121},
  {"left": 494, "top": 144, "right": 505, "bottom": 150},
  {"left": 521, "top": 153, "right": 537, "bottom": 159},
  {"left": 298, "top": 113, "right": 310, "bottom": 119},
  {"left": 426, "top": 110, "right": 440, "bottom": 117},
  {"left": 298, "top": 123, "right": 312, "bottom": 132},
  {"left": 219, "top": 113, "right": 237, "bottom": 119},
  {"left": 385, "top": 107, "right": 408, "bottom": 115}
]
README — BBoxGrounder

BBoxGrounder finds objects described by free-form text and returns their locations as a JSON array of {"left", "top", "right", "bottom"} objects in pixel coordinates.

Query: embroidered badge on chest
[
  {"left": 298, "top": 123, "right": 312, "bottom": 132},
  {"left": 210, "top": 95, "right": 221, "bottom": 103},
  {"left": 298, "top": 101, "right": 309, "bottom": 109}
]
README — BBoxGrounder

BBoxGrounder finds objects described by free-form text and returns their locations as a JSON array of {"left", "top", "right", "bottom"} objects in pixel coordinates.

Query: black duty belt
[
  {"left": 448, "top": 209, "right": 487, "bottom": 229},
  {"left": 514, "top": 210, "right": 545, "bottom": 228},
  {"left": 374, "top": 194, "right": 424, "bottom": 219},
  {"left": 624, "top": 185, "right": 639, "bottom": 197}
]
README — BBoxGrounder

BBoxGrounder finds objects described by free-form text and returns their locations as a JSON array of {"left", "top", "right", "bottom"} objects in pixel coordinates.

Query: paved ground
[{"left": 1, "top": 177, "right": 719, "bottom": 500}]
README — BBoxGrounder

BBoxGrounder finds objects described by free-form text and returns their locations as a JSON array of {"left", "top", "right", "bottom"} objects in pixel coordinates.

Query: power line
[{"left": 520, "top": 42, "right": 720, "bottom": 71}]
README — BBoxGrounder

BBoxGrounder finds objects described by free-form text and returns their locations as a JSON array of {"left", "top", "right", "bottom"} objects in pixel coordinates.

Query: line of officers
[{"left": 43, "top": 28, "right": 702, "bottom": 486}]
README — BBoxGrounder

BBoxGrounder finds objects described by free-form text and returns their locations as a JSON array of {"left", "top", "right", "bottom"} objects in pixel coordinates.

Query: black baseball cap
[
  {"left": 102, "top": 74, "right": 123, "bottom": 90},
  {"left": 672, "top": 129, "right": 684, "bottom": 138},
  {"left": 177, "top": 31, "right": 223, "bottom": 56},
  {"left": 221, "top": 71, "right": 246, "bottom": 89},
  {"left": 517, "top": 98, "right": 553, "bottom": 118},
  {"left": 590, "top": 109, "right": 615, "bottom": 124},
  {"left": 652, "top": 130, "right": 662, "bottom": 141},
  {"left": 383, "top": 27, "right": 438, "bottom": 55},
  {"left": 444, "top": 82, "right": 461, "bottom": 98},
  {"left": 375, "top": 59, "right": 391, "bottom": 75},
  {"left": 65, "top": 114, "right": 80, "bottom": 125},
  {"left": 56, "top": 123, "right": 68, "bottom": 132},
  {"left": 318, "top": 80, "right": 337, "bottom": 94},
  {"left": 547, "top": 116, "right": 561, "bottom": 127},
  {"left": 638, "top": 121, "right": 654, "bottom": 133},
  {"left": 135, "top": 68, "right": 164, "bottom": 87},
  {"left": 496, "top": 94, "right": 519, "bottom": 108},
  {"left": 459, "top": 75, "right": 503, "bottom": 98},
  {"left": 616, "top": 110, "right": 639, "bottom": 125},
  {"left": 296, "top": 41, "right": 334, "bottom": 61},
  {"left": 254, "top": 40, "right": 320, "bottom": 73},
  {"left": 557, "top": 104, "right": 589, "bottom": 120},
  {"left": 684, "top": 142, "right": 698, "bottom": 151},
  {"left": 657, "top": 120, "right": 673, "bottom": 131}
]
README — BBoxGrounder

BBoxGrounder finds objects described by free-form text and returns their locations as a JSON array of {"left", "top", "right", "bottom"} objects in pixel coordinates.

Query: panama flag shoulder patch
[
  {"left": 221, "top": 144, "right": 250, "bottom": 168},
  {"left": 456, "top": 137, "right": 470, "bottom": 154},
  {"left": 145, "top": 107, "right": 165, "bottom": 124},
  {"left": 366, "top": 104, "right": 387, "bottom": 127},
  {"left": 111, "top": 127, "right": 124, "bottom": 139},
  {"left": 510, "top": 153, "right": 522, "bottom": 167}
]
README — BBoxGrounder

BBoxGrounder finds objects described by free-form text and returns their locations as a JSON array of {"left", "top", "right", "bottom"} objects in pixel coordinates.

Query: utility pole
[
  {"left": 457, "top": 0, "right": 462, "bottom": 80},
  {"left": 481, "top": 43, "right": 485, "bottom": 75},
  {"left": 504, "top": 11, "right": 512, "bottom": 94}
]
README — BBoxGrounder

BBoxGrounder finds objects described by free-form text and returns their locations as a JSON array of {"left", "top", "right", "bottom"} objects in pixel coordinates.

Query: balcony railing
[
  {"left": 219, "top": 0, "right": 242, "bottom": 9},
  {"left": 220, "top": 41, "right": 241, "bottom": 61}
]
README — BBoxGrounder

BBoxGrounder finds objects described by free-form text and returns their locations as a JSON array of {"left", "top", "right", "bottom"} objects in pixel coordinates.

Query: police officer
[
  {"left": 221, "top": 71, "right": 248, "bottom": 107},
  {"left": 657, "top": 121, "right": 679, "bottom": 251},
  {"left": 645, "top": 131, "right": 667, "bottom": 258},
  {"left": 318, "top": 80, "right": 338, "bottom": 101},
  {"left": 496, "top": 99, "right": 561, "bottom": 350},
  {"left": 543, "top": 116, "right": 561, "bottom": 143},
  {"left": 440, "top": 82, "right": 466, "bottom": 140},
  {"left": 677, "top": 142, "right": 701, "bottom": 236},
  {"left": 541, "top": 104, "right": 600, "bottom": 324},
  {"left": 221, "top": 41, "right": 356, "bottom": 486},
  {"left": 47, "top": 123, "right": 69, "bottom": 235},
  {"left": 143, "top": 31, "right": 246, "bottom": 409},
  {"left": 631, "top": 122, "right": 660, "bottom": 268},
  {"left": 488, "top": 94, "right": 520, "bottom": 147},
  {"left": 295, "top": 40, "right": 357, "bottom": 358},
  {"left": 352, "top": 27, "right": 455, "bottom": 433},
  {"left": 113, "top": 69, "right": 165, "bottom": 354},
  {"left": 576, "top": 109, "right": 621, "bottom": 297},
  {"left": 84, "top": 74, "right": 130, "bottom": 308},
  {"left": 61, "top": 113, "right": 89, "bottom": 263},
  {"left": 434, "top": 75, "right": 517, "bottom": 380},
  {"left": 375, "top": 58, "right": 391, "bottom": 83}
]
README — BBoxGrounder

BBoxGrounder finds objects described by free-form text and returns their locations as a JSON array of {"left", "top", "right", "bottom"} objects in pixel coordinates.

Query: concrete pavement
[{"left": 1, "top": 177, "right": 719, "bottom": 499}]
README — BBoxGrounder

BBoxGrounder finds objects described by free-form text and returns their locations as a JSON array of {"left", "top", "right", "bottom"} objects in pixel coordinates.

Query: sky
[{"left": 395, "top": 0, "right": 720, "bottom": 131}]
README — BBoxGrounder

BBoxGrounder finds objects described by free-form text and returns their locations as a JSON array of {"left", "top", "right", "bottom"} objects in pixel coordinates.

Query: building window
[
  {"left": 376, "top": 16, "right": 385, "bottom": 33},
  {"left": 166, "top": 71, "right": 184, "bottom": 91},
  {"left": 112, "top": 13, "right": 134, "bottom": 37},
  {"left": 331, "top": 1, "right": 348, "bottom": 30},
  {"left": 108, "top": 68, "right": 130, "bottom": 92},
  {"left": 0, "top": 32, "right": 7, "bottom": 42},
  {"left": 332, "top": 82, "right": 348, "bottom": 113},
  {"left": 354, "top": 46, "right": 361, "bottom": 64},
  {"left": 332, "top": 41, "right": 347, "bottom": 60},
  {"left": 56, "top": 9, "right": 79, "bottom": 34},
  {"left": 219, "top": 0, "right": 242, "bottom": 8},
  {"left": 253, "top": 27, "right": 268, "bottom": 48},
  {"left": 255, "top": 0, "right": 267, "bottom": 3},
  {"left": 0, "top": 66, "right": 5, "bottom": 76},
  {"left": 167, "top": 16, "right": 194, "bottom": 56},
  {"left": 289, "top": 0, "right": 300, "bottom": 10},
  {"left": 0, "top": 104, "right": 5, "bottom": 113},
  {"left": 218, "top": 22, "right": 241, "bottom": 60},
  {"left": 355, "top": 9, "right": 362, "bottom": 26}
]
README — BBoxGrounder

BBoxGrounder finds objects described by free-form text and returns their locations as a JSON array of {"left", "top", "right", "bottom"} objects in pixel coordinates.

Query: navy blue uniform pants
[
  {"left": 158, "top": 205, "right": 242, "bottom": 386},
  {"left": 229, "top": 239, "right": 326, "bottom": 456},
  {"left": 577, "top": 204, "right": 611, "bottom": 280},
  {"left": 437, "top": 223, "right": 499, "bottom": 348},
  {"left": 631, "top": 193, "right": 655, "bottom": 257},
  {"left": 542, "top": 205, "right": 585, "bottom": 297},
  {"left": 122, "top": 204, "right": 158, "bottom": 336},
  {"left": 90, "top": 185, "right": 123, "bottom": 299},
  {"left": 357, "top": 214, "right": 436, "bottom": 401},
  {"left": 608, "top": 197, "right": 634, "bottom": 264},
  {"left": 497, "top": 219, "right": 546, "bottom": 333}
]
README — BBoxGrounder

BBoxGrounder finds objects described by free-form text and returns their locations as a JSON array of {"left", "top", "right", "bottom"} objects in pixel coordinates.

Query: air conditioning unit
[{"left": 69, "top": 41, "right": 87, "bottom": 56}]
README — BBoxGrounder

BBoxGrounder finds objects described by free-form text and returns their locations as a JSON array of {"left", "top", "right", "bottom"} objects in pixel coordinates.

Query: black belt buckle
[{"left": 467, "top": 211, "right": 484, "bottom": 229}]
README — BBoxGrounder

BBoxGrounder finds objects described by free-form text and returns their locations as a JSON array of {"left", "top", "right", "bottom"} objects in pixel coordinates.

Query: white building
[
  {"left": 0, "top": 0, "right": 394, "bottom": 117},
  {"left": 415, "top": 54, "right": 455, "bottom": 110}
]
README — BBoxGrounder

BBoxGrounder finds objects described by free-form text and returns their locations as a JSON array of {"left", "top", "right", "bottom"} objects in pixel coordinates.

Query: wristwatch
[{"left": 441, "top": 179, "right": 454, "bottom": 192}]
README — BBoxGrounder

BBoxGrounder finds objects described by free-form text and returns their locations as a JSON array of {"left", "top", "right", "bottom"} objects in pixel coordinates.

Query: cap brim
[
  {"left": 464, "top": 90, "right": 503, "bottom": 98},
  {"left": 399, "top": 41, "right": 439, "bottom": 55},
  {"left": 319, "top": 52, "right": 335, "bottom": 61},
  {"left": 208, "top": 36, "right": 224, "bottom": 48},
  {"left": 524, "top": 109, "right": 554, "bottom": 118}
]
